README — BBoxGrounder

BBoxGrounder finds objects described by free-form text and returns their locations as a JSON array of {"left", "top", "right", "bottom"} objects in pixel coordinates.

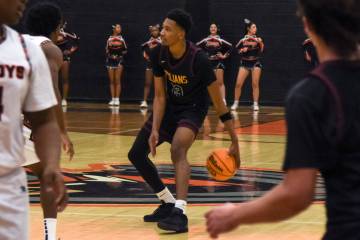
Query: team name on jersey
[
  {"left": 165, "top": 70, "right": 188, "bottom": 85},
  {"left": 0, "top": 64, "right": 25, "bottom": 80}
]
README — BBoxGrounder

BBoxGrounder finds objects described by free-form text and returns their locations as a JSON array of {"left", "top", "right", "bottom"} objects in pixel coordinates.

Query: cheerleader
[
  {"left": 106, "top": 24, "right": 127, "bottom": 106},
  {"left": 140, "top": 24, "right": 161, "bottom": 108},
  {"left": 231, "top": 19, "right": 264, "bottom": 111},
  {"left": 56, "top": 22, "right": 79, "bottom": 106},
  {"left": 197, "top": 23, "right": 232, "bottom": 105}
]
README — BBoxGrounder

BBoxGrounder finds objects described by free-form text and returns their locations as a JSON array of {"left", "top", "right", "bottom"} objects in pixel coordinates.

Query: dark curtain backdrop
[{"left": 16, "top": 0, "right": 309, "bottom": 105}]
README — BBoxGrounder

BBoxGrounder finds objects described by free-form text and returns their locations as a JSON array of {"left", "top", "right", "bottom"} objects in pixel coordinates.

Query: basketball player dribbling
[
  {"left": 128, "top": 9, "right": 240, "bottom": 233},
  {"left": 23, "top": 2, "right": 74, "bottom": 240},
  {"left": 206, "top": 0, "right": 360, "bottom": 239},
  {"left": 0, "top": 0, "right": 68, "bottom": 239}
]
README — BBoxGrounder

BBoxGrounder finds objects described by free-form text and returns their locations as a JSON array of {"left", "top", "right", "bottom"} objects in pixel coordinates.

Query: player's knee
[
  {"left": 170, "top": 145, "right": 186, "bottom": 162},
  {"left": 128, "top": 145, "right": 145, "bottom": 164},
  {"left": 128, "top": 147, "right": 137, "bottom": 163}
]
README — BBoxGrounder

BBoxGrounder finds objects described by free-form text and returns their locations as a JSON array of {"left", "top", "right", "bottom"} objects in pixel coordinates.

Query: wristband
[{"left": 219, "top": 112, "right": 233, "bottom": 123}]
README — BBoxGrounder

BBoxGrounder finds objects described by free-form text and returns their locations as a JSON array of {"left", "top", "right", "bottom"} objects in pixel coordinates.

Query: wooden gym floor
[{"left": 28, "top": 103, "right": 325, "bottom": 239}]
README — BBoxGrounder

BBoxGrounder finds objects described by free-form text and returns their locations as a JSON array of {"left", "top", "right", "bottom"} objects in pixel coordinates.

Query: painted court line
[{"left": 30, "top": 210, "right": 323, "bottom": 224}]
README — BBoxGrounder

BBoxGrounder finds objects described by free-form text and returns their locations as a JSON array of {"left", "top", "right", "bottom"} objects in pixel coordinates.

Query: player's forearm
[
  {"left": 54, "top": 102, "right": 67, "bottom": 134},
  {"left": 210, "top": 86, "right": 228, "bottom": 115},
  {"left": 208, "top": 83, "right": 237, "bottom": 141},
  {"left": 52, "top": 77, "right": 67, "bottom": 134},
  {"left": 33, "top": 120, "right": 61, "bottom": 170},
  {"left": 232, "top": 182, "right": 311, "bottom": 224},
  {"left": 152, "top": 96, "right": 166, "bottom": 132},
  {"left": 223, "top": 119, "right": 238, "bottom": 142}
]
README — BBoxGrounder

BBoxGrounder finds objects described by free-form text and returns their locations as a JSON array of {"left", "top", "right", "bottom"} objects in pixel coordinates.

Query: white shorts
[
  {"left": 22, "top": 126, "right": 40, "bottom": 167},
  {"left": 0, "top": 168, "right": 29, "bottom": 240}
]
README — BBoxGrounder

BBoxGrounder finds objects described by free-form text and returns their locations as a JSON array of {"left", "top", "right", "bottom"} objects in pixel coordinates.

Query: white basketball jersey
[
  {"left": 0, "top": 25, "right": 57, "bottom": 176},
  {"left": 21, "top": 34, "right": 53, "bottom": 167},
  {"left": 22, "top": 34, "right": 51, "bottom": 47}
]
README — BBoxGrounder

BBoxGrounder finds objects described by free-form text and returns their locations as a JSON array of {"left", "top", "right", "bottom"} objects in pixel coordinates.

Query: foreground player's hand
[
  {"left": 149, "top": 130, "right": 159, "bottom": 157},
  {"left": 205, "top": 203, "right": 240, "bottom": 239},
  {"left": 42, "top": 168, "right": 68, "bottom": 212},
  {"left": 229, "top": 140, "right": 240, "bottom": 168},
  {"left": 61, "top": 133, "right": 75, "bottom": 161}
]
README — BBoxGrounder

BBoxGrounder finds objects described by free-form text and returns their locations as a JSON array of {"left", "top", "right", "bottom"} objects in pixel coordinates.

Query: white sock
[
  {"left": 115, "top": 98, "right": 120, "bottom": 102},
  {"left": 112, "top": 98, "right": 115, "bottom": 101},
  {"left": 254, "top": 101, "right": 258, "bottom": 106},
  {"left": 175, "top": 199, "right": 187, "bottom": 214},
  {"left": 44, "top": 218, "right": 57, "bottom": 240},
  {"left": 233, "top": 100, "right": 239, "bottom": 105},
  {"left": 156, "top": 187, "right": 176, "bottom": 204}
]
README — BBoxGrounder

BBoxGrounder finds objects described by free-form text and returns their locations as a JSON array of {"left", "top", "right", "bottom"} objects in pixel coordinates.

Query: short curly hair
[
  {"left": 297, "top": 0, "right": 360, "bottom": 57},
  {"left": 25, "top": 2, "right": 62, "bottom": 38},
  {"left": 166, "top": 9, "right": 193, "bottom": 34}
]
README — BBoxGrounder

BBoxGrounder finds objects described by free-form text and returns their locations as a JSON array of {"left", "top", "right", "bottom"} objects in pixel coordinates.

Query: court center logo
[{"left": 26, "top": 164, "right": 325, "bottom": 204}]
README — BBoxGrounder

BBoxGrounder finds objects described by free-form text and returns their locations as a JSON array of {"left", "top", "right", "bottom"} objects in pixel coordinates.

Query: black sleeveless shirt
[{"left": 150, "top": 41, "right": 216, "bottom": 107}]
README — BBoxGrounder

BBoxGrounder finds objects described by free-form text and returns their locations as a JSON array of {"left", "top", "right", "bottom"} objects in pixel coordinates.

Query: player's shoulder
[
  {"left": 42, "top": 41, "right": 63, "bottom": 62},
  {"left": 194, "top": 48, "right": 211, "bottom": 67},
  {"left": 19, "top": 34, "right": 47, "bottom": 59},
  {"left": 23, "top": 34, "right": 50, "bottom": 44},
  {"left": 286, "top": 76, "right": 326, "bottom": 107},
  {"left": 4, "top": 25, "right": 19, "bottom": 38}
]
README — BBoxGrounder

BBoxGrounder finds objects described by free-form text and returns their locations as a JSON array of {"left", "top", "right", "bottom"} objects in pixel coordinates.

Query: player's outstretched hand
[{"left": 205, "top": 203, "right": 240, "bottom": 239}]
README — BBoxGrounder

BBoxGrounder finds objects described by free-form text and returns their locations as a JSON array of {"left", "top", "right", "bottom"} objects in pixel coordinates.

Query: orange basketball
[{"left": 206, "top": 148, "right": 236, "bottom": 181}]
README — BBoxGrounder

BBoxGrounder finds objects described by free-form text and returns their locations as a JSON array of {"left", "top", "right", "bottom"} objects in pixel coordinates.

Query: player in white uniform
[
  {"left": 0, "top": 0, "right": 68, "bottom": 239},
  {"left": 23, "top": 2, "right": 74, "bottom": 240}
]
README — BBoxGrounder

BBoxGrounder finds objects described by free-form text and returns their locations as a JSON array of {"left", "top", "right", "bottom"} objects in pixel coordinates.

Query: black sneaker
[
  {"left": 143, "top": 202, "right": 174, "bottom": 222},
  {"left": 157, "top": 207, "right": 188, "bottom": 233}
]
